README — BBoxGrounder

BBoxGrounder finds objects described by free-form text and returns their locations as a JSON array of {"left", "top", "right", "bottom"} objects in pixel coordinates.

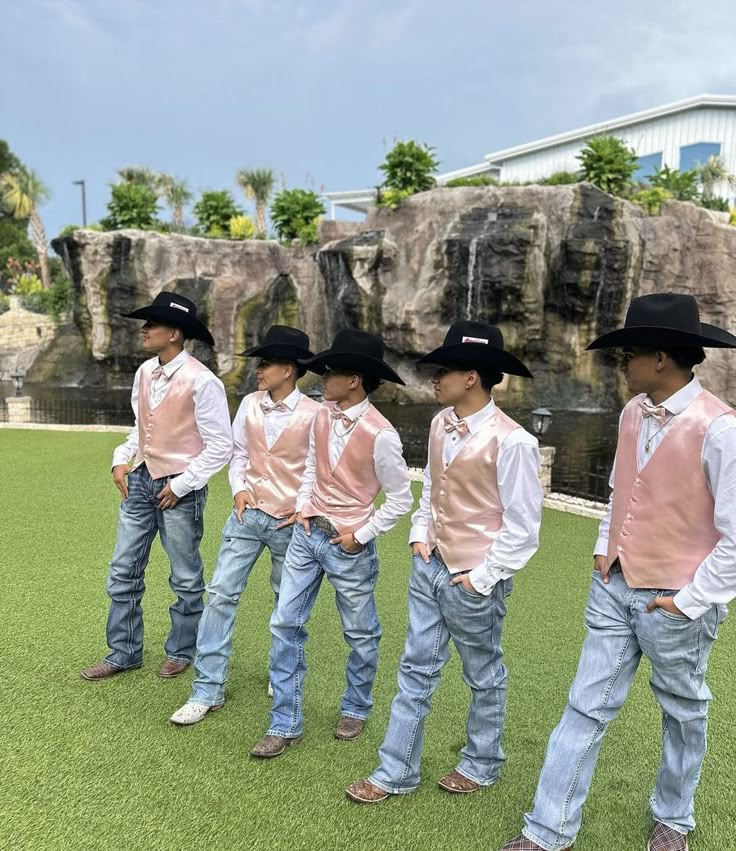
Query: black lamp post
[
  {"left": 530, "top": 407, "right": 553, "bottom": 443},
  {"left": 10, "top": 369, "right": 25, "bottom": 395},
  {"left": 72, "top": 179, "right": 87, "bottom": 227}
]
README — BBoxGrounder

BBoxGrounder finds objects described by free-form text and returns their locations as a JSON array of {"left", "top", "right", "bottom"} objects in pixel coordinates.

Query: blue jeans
[
  {"left": 370, "top": 553, "right": 510, "bottom": 793},
  {"left": 105, "top": 464, "right": 207, "bottom": 669},
  {"left": 267, "top": 522, "right": 381, "bottom": 737},
  {"left": 190, "top": 508, "right": 293, "bottom": 706},
  {"left": 524, "top": 569, "right": 726, "bottom": 850}
]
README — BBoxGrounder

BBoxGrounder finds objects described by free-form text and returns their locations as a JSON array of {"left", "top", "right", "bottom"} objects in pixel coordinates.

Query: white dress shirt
[
  {"left": 409, "top": 398, "right": 544, "bottom": 596},
  {"left": 112, "top": 350, "right": 233, "bottom": 497},
  {"left": 295, "top": 397, "right": 413, "bottom": 544},
  {"left": 228, "top": 387, "right": 303, "bottom": 497},
  {"left": 594, "top": 376, "right": 736, "bottom": 618}
]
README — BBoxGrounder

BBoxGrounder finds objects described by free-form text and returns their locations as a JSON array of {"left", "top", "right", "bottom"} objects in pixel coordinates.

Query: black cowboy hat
[
  {"left": 239, "top": 325, "right": 314, "bottom": 361},
  {"left": 123, "top": 291, "right": 215, "bottom": 346},
  {"left": 587, "top": 292, "right": 736, "bottom": 350},
  {"left": 417, "top": 320, "right": 533, "bottom": 378},
  {"left": 303, "top": 329, "right": 405, "bottom": 385}
]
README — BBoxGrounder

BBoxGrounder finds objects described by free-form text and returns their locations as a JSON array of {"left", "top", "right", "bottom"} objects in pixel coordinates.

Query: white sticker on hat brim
[
  {"left": 462, "top": 335, "right": 488, "bottom": 344},
  {"left": 170, "top": 302, "right": 190, "bottom": 313}
]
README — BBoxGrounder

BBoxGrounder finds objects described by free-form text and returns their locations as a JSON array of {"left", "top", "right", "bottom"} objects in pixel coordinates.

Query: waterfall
[
  {"left": 464, "top": 236, "right": 480, "bottom": 320},
  {"left": 464, "top": 210, "right": 498, "bottom": 320}
]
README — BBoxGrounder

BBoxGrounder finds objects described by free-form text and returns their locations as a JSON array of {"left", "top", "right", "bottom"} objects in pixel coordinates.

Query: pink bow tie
[
  {"left": 151, "top": 366, "right": 168, "bottom": 382},
  {"left": 638, "top": 400, "right": 669, "bottom": 425},
  {"left": 260, "top": 399, "right": 288, "bottom": 414},
  {"left": 443, "top": 413, "right": 469, "bottom": 437},
  {"left": 331, "top": 407, "right": 355, "bottom": 429}
]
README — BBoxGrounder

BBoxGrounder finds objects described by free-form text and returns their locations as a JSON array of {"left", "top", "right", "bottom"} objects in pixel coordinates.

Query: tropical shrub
[
  {"left": 378, "top": 140, "right": 439, "bottom": 198},
  {"left": 576, "top": 136, "right": 638, "bottom": 195},
  {"left": 0, "top": 292, "right": 9, "bottom": 314},
  {"left": 631, "top": 187, "right": 673, "bottom": 215},
  {"left": 699, "top": 195, "right": 730, "bottom": 212},
  {"left": 193, "top": 190, "right": 243, "bottom": 237},
  {"left": 376, "top": 188, "right": 414, "bottom": 209},
  {"left": 540, "top": 171, "right": 580, "bottom": 185},
  {"left": 229, "top": 214, "right": 256, "bottom": 240},
  {"left": 729, "top": 209, "right": 736, "bottom": 226},
  {"left": 270, "top": 188, "right": 325, "bottom": 243},
  {"left": 649, "top": 166, "right": 699, "bottom": 201},
  {"left": 444, "top": 175, "right": 498, "bottom": 188},
  {"left": 101, "top": 183, "right": 159, "bottom": 230}
]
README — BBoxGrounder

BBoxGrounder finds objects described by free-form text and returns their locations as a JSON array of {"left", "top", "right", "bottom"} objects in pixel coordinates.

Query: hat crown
[
  {"left": 151, "top": 291, "right": 198, "bottom": 318},
  {"left": 625, "top": 293, "right": 700, "bottom": 332},
  {"left": 443, "top": 320, "right": 504, "bottom": 350},
  {"left": 330, "top": 329, "right": 384, "bottom": 360},
  {"left": 261, "top": 325, "right": 310, "bottom": 349}
]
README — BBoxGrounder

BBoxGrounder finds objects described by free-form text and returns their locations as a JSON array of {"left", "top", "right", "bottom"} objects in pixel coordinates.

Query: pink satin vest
[
  {"left": 300, "top": 403, "right": 392, "bottom": 534},
  {"left": 607, "top": 390, "right": 733, "bottom": 589},
  {"left": 243, "top": 391, "right": 320, "bottom": 518},
  {"left": 427, "top": 406, "right": 520, "bottom": 573},
  {"left": 134, "top": 357, "right": 208, "bottom": 479}
]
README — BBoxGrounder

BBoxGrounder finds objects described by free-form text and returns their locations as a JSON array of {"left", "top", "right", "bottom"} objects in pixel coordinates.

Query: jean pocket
[
  {"left": 337, "top": 543, "right": 363, "bottom": 557},
  {"left": 456, "top": 581, "right": 484, "bottom": 599}
]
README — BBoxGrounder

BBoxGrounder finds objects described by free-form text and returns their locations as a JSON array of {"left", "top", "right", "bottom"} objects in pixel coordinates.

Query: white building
[{"left": 324, "top": 94, "right": 736, "bottom": 217}]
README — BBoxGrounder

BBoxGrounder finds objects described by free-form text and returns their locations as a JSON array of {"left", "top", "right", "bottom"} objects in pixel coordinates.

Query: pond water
[{"left": 2, "top": 384, "right": 620, "bottom": 502}]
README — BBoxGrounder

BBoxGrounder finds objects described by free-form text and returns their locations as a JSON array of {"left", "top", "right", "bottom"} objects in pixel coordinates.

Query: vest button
[
  {"left": 617, "top": 545, "right": 623, "bottom": 552},
  {"left": 621, "top": 530, "right": 628, "bottom": 536},
  {"left": 635, "top": 478, "right": 642, "bottom": 485},
  {"left": 439, "top": 490, "right": 445, "bottom": 496},
  {"left": 266, "top": 452, "right": 271, "bottom": 457},
  {"left": 441, "top": 475, "right": 447, "bottom": 480},
  {"left": 631, "top": 496, "right": 639, "bottom": 503},
  {"left": 626, "top": 514, "right": 633, "bottom": 520}
]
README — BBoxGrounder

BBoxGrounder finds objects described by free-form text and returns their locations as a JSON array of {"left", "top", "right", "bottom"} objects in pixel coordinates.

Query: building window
[
  {"left": 679, "top": 142, "right": 721, "bottom": 172},
  {"left": 635, "top": 152, "right": 662, "bottom": 181}
]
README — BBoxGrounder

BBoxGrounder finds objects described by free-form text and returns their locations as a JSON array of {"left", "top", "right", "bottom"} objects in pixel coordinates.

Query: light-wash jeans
[
  {"left": 105, "top": 464, "right": 207, "bottom": 670},
  {"left": 267, "top": 522, "right": 381, "bottom": 737},
  {"left": 370, "top": 553, "right": 511, "bottom": 793},
  {"left": 190, "top": 507, "right": 293, "bottom": 706},
  {"left": 524, "top": 568, "right": 726, "bottom": 851}
]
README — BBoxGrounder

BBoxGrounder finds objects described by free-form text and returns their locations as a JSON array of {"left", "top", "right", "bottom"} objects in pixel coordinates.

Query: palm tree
[
  {"left": 695, "top": 154, "right": 736, "bottom": 200},
  {"left": 235, "top": 168, "right": 274, "bottom": 238},
  {"left": 0, "top": 168, "right": 51, "bottom": 288},
  {"left": 117, "top": 166, "right": 157, "bottom": 190},
  {"left": 155, "top": 174, "right": 192, "bottom": 229}
]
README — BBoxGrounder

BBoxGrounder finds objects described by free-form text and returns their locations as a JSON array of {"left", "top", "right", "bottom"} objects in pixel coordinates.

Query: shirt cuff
[
  {"left": 354, "top": 526, "right": 375, "bottom": 546},
  {"left": 112, "top": 448, "right": 133, "bottom": 468},
  {"left": 409, "top": 524, "right": 429, "bottom": 545},
  {"left": 295, "top": 497, "right": 307, "bottom": 513},
  {"left": 468, "top": 564, "right": 505, "bottom": 596},
  {"left": 593, "top": 536, "right": 609, "bottom": 557},
  {"left": 673, "top": 586, "right": 711, "bottom": 620},
  {"left": 170, "top": 475, "right": 193, "bottom": 499},
  {"left": 231, "top": 477, "right": 248, "bottom": 498}
]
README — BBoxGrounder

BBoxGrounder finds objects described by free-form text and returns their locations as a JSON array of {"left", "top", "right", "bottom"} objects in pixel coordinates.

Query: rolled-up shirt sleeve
[{"left": 228, "top": 394, "right": 252, "bottom": 498}]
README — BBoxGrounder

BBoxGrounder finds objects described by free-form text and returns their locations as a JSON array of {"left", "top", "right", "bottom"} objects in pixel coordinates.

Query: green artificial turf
[{"left": 1, "top": 429, "right": 735, "bottom": 850}]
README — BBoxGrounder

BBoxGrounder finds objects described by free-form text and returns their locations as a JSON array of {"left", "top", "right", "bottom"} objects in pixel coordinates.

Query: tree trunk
[
  {"left": 174, "top": 205, "right": 183, "bottom": 230},
  {"left": 30, "top": 208, "right": 51, "bottom": 288},
  {"left": 255, "top": 200, "right": 266, "bottom": 238}
]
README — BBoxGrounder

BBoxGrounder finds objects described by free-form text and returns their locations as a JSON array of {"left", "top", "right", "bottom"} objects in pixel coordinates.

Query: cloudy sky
[{"left": 3, "top": 0, "right": 735, "bottom": 237}]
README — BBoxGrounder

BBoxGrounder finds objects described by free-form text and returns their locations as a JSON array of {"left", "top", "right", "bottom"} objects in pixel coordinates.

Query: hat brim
[
  {"left": 586, "top": 323, "right": 736, "bottom": 350},
  {"left": 239, "top": 343, "right": 315, "bottom": 360},
  {"left": 123, "top": 306, "right": 215, "bottom": 346},
  {"left": 304, "top": 350, "right": 406, "bottom": 385},
  {"left": 417, "top": 343, "right": 533, "bottom": 378}
]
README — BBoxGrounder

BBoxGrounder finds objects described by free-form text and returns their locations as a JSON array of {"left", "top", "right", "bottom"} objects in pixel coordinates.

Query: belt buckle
[{"left": 313, "top": 515, "right": 337, "bottom": 538}]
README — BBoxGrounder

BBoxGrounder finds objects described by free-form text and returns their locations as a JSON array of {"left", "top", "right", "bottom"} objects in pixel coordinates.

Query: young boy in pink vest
[
  {"left": 81, "top": 292, "right": 232, "bottom": 681},
  {"left": 169, "top": 326, "right": 320, "bottom": 725},
  {"left": 346, "top": 320, "right": 543, "bottom": 803},
  {"left": 501, "top": 293, "right": 736, "bottom": 851},
  {"left": 250, "top": 329, "right": 413, "bottom": 757}
]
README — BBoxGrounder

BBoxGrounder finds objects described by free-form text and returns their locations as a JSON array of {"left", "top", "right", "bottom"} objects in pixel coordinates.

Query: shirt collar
[
  {"left": 451, "top": 397, "right": 496, "bottom": 434},
  {"left": 339, "top": 397, "right": 370, "bottom": 422},
  {"left": 157, "top": 349, "right": 189, "bottom": 378},
  {"left": 648, "top": 376, "right": 702, "bottom": 416},
  {"left": 266, "top": 387, "right": 301, "bottom": 411}
]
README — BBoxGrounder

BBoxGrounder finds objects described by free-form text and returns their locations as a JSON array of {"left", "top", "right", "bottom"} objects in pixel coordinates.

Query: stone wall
[
  {"left": 52, "top": 186, "right": 736, "bottom": 407},
  {"left": 0, "top": 296, "right": 61, "bottom": 376}
]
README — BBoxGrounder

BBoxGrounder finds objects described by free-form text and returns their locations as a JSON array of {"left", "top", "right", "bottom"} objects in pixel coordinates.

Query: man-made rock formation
[{"left": 52, "top": 184, "right": 736, "bottom": 406}]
